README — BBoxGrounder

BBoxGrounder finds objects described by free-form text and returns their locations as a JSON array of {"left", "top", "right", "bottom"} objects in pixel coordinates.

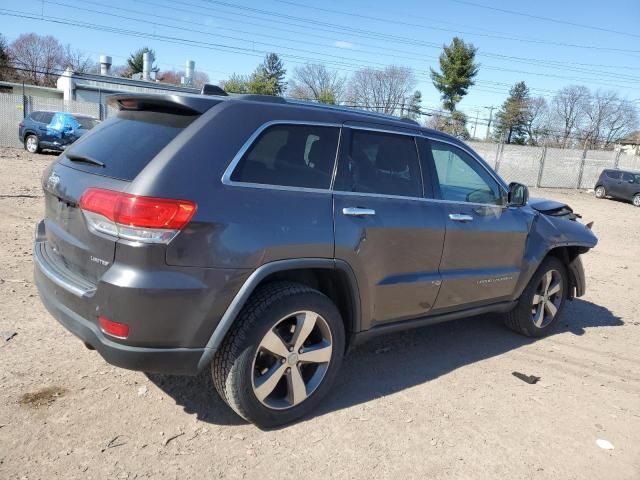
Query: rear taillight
[
  {"left": 99, "top": 316, "right": 129, "bottom": 339},
  {"left": 79, "top": 188, "right": 196, "bottom": 244}
]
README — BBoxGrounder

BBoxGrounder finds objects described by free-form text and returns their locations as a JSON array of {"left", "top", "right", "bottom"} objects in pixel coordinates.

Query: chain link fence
[
  {"left": 1, "top": 92, "right": 639, "bottom": 189},
  {"left": 467, "top": 140, "right": 638, "bottom": 189}
]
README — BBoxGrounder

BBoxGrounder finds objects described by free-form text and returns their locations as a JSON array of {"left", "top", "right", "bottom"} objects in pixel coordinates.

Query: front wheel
[
  {"left": 594, "top": 186, "right": 606, "bottom": 199},
  {"left": 504, "top": 257, "right": 568, "bottom": 337},
  {"left": 212, "top": 281, "right": 345, "bottom": 428}
]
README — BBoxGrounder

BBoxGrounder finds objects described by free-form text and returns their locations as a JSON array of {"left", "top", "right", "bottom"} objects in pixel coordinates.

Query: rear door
[
  {"left": 333, "top": 126, "right": 446, "bottom": 327},
  {"left": 606, "top": 170, "right": 623, "bottom": 198},
  {"left": 35, "top": 112, "right": 55, "bottom": 146},
  {"left": 425, "top": 139, "right": 531, "bottom": 311},
  {"left": 42, "top": 108, "right": 199, "bottom": 284},
  {"left": 620, "top": 172, "right": 636, "bottom": 200}
]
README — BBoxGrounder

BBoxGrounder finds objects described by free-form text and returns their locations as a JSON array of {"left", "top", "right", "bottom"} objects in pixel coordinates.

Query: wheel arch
[{"left": 197, "top": 258, "right": 361, "bottom": 370}]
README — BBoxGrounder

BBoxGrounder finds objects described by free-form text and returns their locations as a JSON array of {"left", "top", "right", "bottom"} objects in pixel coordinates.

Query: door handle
[
  {"left": 342, "top": 207, "right": 376, "bottom": 217},
  {"left": 449, "top": 213, "right": 474, "bottom": 222}
]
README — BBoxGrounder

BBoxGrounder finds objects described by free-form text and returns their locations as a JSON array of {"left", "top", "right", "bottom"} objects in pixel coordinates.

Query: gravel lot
[{"left": 0, "top": 147, "right": 639, "bottom": 479}]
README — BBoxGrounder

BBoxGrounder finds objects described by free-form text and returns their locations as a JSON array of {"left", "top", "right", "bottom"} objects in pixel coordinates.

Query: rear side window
[
  {"left": 334, "top": 129, "right": 423, "bottom": 197},
  {"left": 60, "top": 110, "right": 197, "bottom": 181},
  {"left": 40, "top": 112, "right": 54, "bottom": 124},
  {"left": 605, "top": 170, "right": 621, "bottom": 180},
  {"left": 230, "top": 124, "right": 339, "bottom": 189}
]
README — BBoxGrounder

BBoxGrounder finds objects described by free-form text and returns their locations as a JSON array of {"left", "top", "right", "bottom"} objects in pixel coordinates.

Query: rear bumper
[
  {"left": 35, "top": 273, "right": 204, "bottom": 375},
  {"left": 568, "top": 255, "right": 586, "bottom": 298},
  {"left": 33, "top": 220, "right": 250, "bottom": 375}
]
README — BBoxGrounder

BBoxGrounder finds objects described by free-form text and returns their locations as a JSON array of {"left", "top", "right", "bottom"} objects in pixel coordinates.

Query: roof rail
[
  {"left": 236, "top": 94, "right": 287, "bottom": 104},
  {"left": 285, "top": 98, "right": 418, "bottom": 125}
]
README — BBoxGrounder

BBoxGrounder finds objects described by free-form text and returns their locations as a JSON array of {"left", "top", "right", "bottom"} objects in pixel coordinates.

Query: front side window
[
  {"left": 230, "top": 124, "right": 339, "bottom": 189},
  {"left": 621, "top": 172, "right": 634, "bottom": 182},
  {"left": 334, "top": 129, "right": 423, "bottom": 197},
  {"left": 430, "top": 141, "right": 503, "bottom": 205}
]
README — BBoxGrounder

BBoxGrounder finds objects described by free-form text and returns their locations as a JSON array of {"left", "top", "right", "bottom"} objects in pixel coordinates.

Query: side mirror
[{"left": 507, "top": 182, "right": 529, "bottom": 207}]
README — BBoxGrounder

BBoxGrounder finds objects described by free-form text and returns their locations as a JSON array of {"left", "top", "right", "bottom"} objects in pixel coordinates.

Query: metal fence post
[
  {"left": 577, "top": 149, "right": 587, "bottom": 189},
  {"left": 614, "top": 149, "right": 621, "bottom": 169},
  {"left": 494, "top": 141, "right": 504, "bottom": 173},
  {"left": 536, "top": 146, "right": 547, "bottom": 187}
]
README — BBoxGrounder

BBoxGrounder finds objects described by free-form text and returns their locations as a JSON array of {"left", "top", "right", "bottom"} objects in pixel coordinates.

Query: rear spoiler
[{"left": 107, "top": 93, "right": 222, "bottom": 115}]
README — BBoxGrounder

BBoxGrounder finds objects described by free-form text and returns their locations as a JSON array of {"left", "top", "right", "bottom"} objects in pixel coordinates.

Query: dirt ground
[{"left": 0, "top": 146, "right": 638, "bottom": 480}]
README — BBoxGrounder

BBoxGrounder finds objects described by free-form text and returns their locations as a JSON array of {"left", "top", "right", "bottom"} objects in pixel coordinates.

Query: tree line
[
  {"left": 0, "top": 33, "right": 210, "bottom": 88},
  {"left": 1, "top": 31, "right": 637, "bottom": 149}
]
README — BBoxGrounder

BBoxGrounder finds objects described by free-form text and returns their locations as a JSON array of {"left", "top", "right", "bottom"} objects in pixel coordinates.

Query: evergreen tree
[
  {"left": 221, "top": 73, "right": 249, "bottom": 94},
  {"left": 126, "top": 47, "right": 158, "bottom": 77},
  {"left": 0, "top": 34, "right": 11, "bottom": 81},
  {"left": 256, "top": 53, "right": 286, "bottom": 95},
  {"left": 494, "top": 81, "right": 531, "bottom": 144},
  {"left": 405, "top": 90, "right": 422, "bottom": 120},
  {"left": 246, "top": 70, "right": 278, "bottom": 95},
  {"left": 430, "top": 37, "right": 478, "bottom": 112}
]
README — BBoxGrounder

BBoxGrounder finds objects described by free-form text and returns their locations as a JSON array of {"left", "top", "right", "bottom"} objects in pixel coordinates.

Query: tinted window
[
  {"left": 605, "top": 170, "right": 621, "bottom": 180},
  {"left": 73, "top": 116, "right": 100, "bottom": 130},
  {"left": 621, "top": 172, "right": 634, "bottom": 182},
  {"left": 334, "top": 129, "right": 422, "bottom": 197},
  {"left": 60, "top": 110, "right": 197, "bottom": 181},
  {"left": 430, "top": 141, "right": 502, "bottom": 205},
  {"left": 40, "top": 112, "right": 54, "bottom": 124},
  {"left": 230, "top": 124, "right": 339, "bottom": 189}
]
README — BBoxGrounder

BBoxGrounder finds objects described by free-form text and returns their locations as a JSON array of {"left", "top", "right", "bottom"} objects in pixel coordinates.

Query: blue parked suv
[{"left": 19, "top": 111, "right": 100, "bottom": 153}]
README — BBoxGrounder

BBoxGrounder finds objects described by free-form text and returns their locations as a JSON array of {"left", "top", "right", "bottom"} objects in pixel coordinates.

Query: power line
[
  {"left": 32, "top": 1, "right": 640, "bottom": 91},
  {"left": 273, "top": 0, "right": 640, "bottom": 54},
  {"left": 447, "top": 0, "right": 640, "bottom": 40},
  {"left": 3, "top": 7, "right": 640, "bottom": 105}
]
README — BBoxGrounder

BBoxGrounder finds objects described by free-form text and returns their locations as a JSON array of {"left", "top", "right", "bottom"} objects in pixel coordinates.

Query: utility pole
[
  {"left": 484, "top": 106, "right": 495, "bottom": 141},
  {"left": 472, "top": 110, "right": 479, "bottom": 139}
]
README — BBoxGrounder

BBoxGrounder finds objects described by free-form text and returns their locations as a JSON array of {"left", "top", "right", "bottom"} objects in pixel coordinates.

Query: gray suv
[
  {"left": 594, "top": 168, "right": 640, "bottom": 207},
  {"left": 34, "top": 93, "right": 597, "bottom": 427}
]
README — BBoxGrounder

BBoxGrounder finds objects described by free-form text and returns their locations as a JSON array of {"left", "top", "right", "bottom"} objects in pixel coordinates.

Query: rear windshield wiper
[{"left": 66, "top": 153, "right": 105, "bottom": 168}]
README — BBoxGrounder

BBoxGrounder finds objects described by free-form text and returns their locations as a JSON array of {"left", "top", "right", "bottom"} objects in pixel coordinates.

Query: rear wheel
[
  {"left": 594, "top": 186, "right": 605, "bottom": 199},
  {"left": 633, "top": 194, "right": 640, "bottom": 207},
  {"left": 504, "top": 257, "right": 568, "bottom": 337},
  {"left": 212, "top": 281, "right": 345, "bottom": 428},
  {"left": 24, "top": 134, "right": 40, "bottom": 154}
]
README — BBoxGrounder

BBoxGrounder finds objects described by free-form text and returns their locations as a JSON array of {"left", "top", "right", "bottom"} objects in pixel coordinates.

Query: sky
[{"left": 1, "top": 0, "right": 639, "bottom": 137}]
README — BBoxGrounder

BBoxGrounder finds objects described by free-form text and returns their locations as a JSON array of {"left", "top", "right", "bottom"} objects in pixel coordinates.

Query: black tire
[
  {"left": 212, "top": 281, "right": 345, "bottom": 428},
  {"left": 24, "top": 134, "right": 40, "bottom": 154},
  {"left": 504, "top": 256, "right": 568, "bottom": 337},
  {"left": 594, "top": 185, "right": 606, "bottom": 199}
]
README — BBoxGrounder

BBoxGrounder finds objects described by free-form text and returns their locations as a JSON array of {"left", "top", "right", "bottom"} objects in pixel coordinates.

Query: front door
[
  {"left": 426, "top": 139, "right": 532, "bottom": 312},
  {"left": 333, "top": 127, "right": 446, "bottom": 328}
]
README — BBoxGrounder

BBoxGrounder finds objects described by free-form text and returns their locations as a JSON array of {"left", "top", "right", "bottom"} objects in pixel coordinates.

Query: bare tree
[
  {"left": 346, "top": 66, "right": 416, "bottom": 115},
  {"left": 601, "top": 100, "right": 638, "bottom": 148},
  {"left": 9, "top": 33, "right": 65, "bottom": 87},
  {"left": 524, "top": 97, "right": 549, "bottom": 146},
  {"left": 550, "top": 85, "right": 590, "bottom": 148},
  {"left": 580, "top": 91, "right": 638, "bottom": 149},
  {"left": 63, "top": 45, "right": 95, "bottom": 73},
  {"left": 288, "top": 63, "right": 346, "bottom": 104}
]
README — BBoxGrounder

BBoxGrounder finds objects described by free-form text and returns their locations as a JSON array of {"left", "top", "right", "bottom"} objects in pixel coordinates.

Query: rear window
[
  {"left": 60, "top": 110, "right": 197, "bottom": 181},
  {"left": 230, "top": 124, "right": 339, "bottom": 189}
]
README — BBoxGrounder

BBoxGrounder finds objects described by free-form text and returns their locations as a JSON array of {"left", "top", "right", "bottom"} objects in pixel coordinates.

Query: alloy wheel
[
  {"left": 633, "top": 195, "right": 640, "bottom": 207},
  {"left": 252, "top": 310, "right": 333, "bottom": 410},
  {"left": 26, "top": 136, "right": 37, "bottom": 153},
  {"left": 531, "top": 269, "right": 563, "bottom": 328},
  {"left": 595, "top": 187, "right": 605, "bottom": 198}
]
